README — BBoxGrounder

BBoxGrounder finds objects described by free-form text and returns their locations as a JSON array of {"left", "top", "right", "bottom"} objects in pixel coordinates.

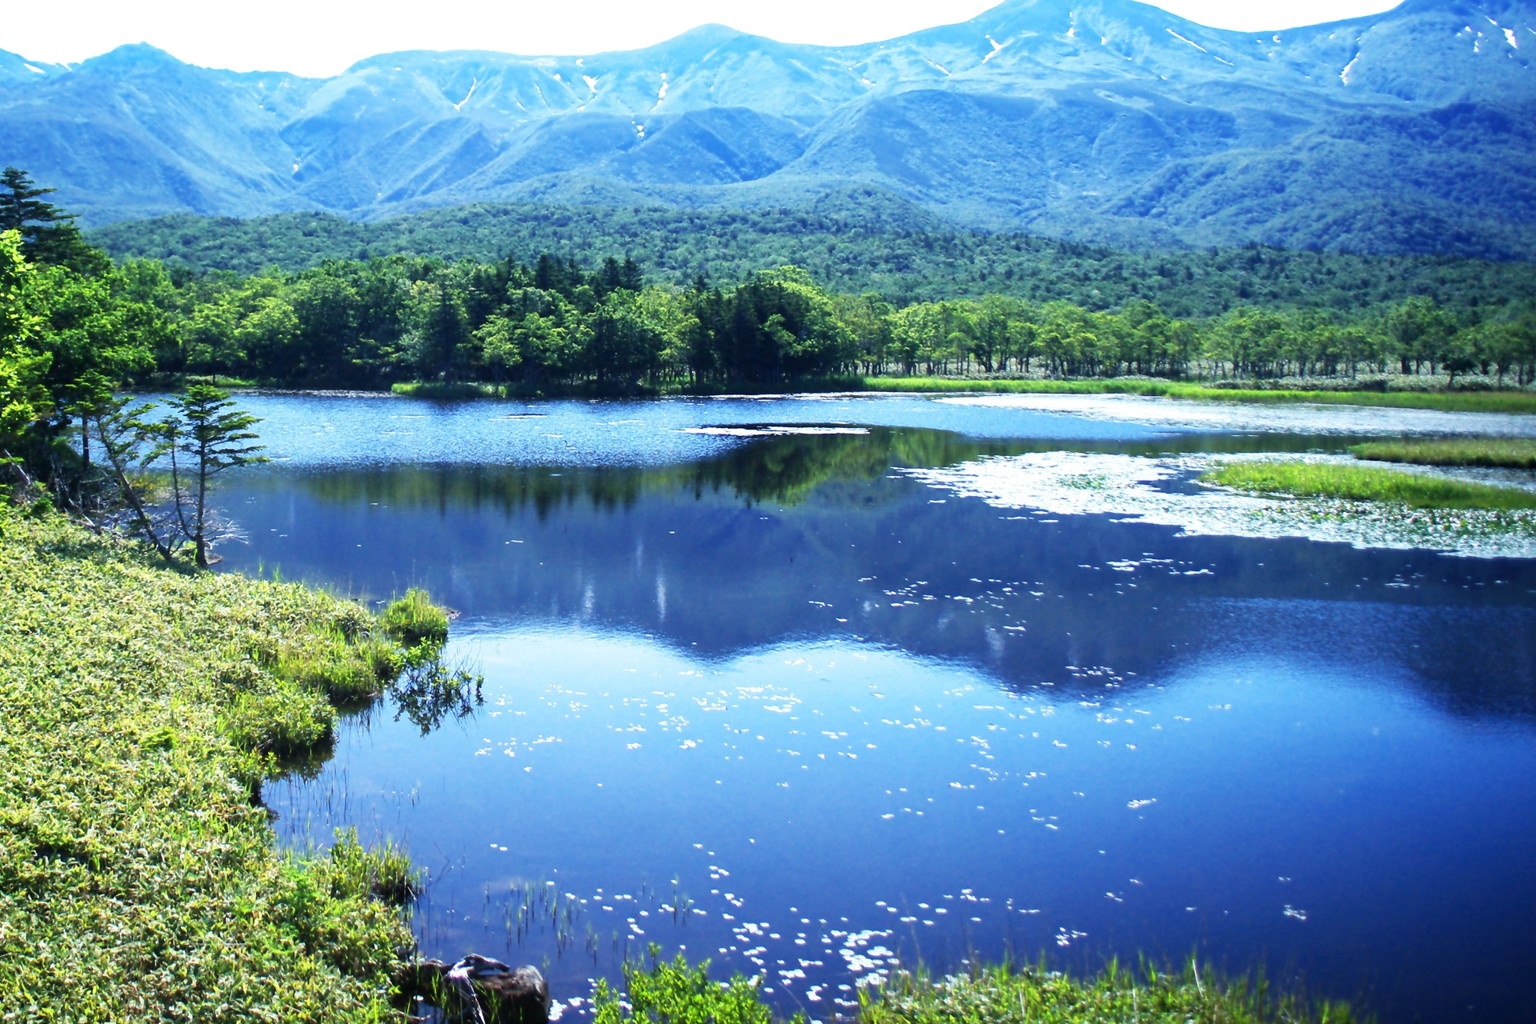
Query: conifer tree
[{"left": 0, "top": 167, "right": 106, "bottom": 272}]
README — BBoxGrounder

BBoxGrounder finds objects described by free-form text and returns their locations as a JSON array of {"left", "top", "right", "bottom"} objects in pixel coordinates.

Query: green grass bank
[{"left": 0, "top": 513, "right": 418, "bottom": 1021}]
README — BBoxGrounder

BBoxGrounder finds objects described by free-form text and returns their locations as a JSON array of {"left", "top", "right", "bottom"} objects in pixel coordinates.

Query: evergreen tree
[
  {"left": 163, "top": 383, "right": 267, "bottom": 567},
  {"left": 0, "top": 167, "right": 108, "bottom": 272}
]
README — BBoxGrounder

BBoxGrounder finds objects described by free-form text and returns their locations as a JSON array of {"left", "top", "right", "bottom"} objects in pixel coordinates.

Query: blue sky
[{"left": 10, "top": 0, "right": 1402, "bottom": 77}]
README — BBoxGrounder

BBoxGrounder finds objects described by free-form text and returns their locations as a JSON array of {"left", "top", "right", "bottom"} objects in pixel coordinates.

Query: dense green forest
[
  {"left": 141, "top": 250, "right": 1535, "bottom": 391},
  {"left": 90, "top": 199, "right": 1536, "bottom": 319}
]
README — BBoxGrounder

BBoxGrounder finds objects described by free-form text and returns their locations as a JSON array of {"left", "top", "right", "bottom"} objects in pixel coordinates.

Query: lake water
[{"left": 213, "top": 392, "right": 1536, "bottom": 1024}]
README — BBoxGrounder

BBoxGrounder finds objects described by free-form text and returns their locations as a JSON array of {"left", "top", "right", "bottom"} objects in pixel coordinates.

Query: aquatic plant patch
[
  {"left": 1204, "top": 460, "right": 1536, "bottom": 511},
  {"left": 860, "top": 960, "right": 1361, "bottom": 1024},
  {"left": 900, "top": 451, "right": 1536, "bottom": 557},
  {"left": 1349, "top": 437, "right": 1536, "bottom": 469}
]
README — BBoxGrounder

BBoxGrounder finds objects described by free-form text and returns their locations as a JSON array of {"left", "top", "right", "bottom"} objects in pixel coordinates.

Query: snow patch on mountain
[
  {"left": 1166, "top": 29, "right": 1208, "bottom": 54},
  {"left": 454, "top": 78, "right": 478, "bottom": 111}
]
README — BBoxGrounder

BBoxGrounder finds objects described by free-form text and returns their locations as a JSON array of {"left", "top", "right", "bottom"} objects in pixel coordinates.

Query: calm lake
[{"left": 212, "top": 392, "right": 1536, "bottom": 1024}]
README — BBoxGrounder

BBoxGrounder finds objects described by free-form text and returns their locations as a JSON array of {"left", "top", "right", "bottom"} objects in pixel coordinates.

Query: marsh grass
[
  {"left": 858, "top": 377, "right": 1536, "bottom": 414},
  {"left": 0, "top": 512, "right": 427, "bottom": 1020},
  {"left": 390, "top": 381, "right": 498, "bottom": 399},
  {"left": 860, "top": 959, "right": 1363, "bottom": 1024},
  {"left": 318, "top": 827, "right": 422, "bottom": 905},
  {"left": 1204, "top": 461, "right": 1536, "bottom": 511},
  {"left": 381, "top": 586, "right": 451, "bottom": 649},
  {"left": 594, "top": 949, "right": 795, "bottom": 1024},
  {"left": 1350, "top": 437, "right": 1536, "bottom": 469}
]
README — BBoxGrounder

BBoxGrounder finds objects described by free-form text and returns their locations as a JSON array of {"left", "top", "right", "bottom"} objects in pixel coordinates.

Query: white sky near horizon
[{"left": 8, "top": 0, "right": 1404, "bottom": 78}]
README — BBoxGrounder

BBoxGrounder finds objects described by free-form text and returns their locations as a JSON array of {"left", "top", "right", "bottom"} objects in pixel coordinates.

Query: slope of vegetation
[
  {"left": 87, "top": 201, "right": 1536, "bottom": 319},
  {"left": 0, "top": 512, "right": 416, "bottom": 1021}
]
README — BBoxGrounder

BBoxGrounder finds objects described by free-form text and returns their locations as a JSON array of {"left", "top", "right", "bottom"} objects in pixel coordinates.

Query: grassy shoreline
[
  {"left": 386, "top": 376, "right": 1536, "bottom": 414},
  {"left": 1350, "top": 437, "right": 1536, "bottom": 468},
  {"left": 0, "top": 513, "right": 418, "bottom": 1020},
  {"left": 596, "top": 952, "right": 1363, "bottom": 1024}
]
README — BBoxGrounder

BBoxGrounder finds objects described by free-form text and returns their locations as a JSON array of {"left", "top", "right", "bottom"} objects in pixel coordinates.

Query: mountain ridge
[{"left": 3, "top": 0, "right": 1535, "bottom": 257}]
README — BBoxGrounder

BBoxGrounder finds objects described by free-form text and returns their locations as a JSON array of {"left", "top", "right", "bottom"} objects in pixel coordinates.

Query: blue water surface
[{"left": 214, "top": 393, "right": 1536, "bottom": 1024}]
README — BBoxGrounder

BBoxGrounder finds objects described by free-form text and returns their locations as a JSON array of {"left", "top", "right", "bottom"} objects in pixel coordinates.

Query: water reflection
[{"left": 220, "top": 428, "right": 1536, "bottom": 719}]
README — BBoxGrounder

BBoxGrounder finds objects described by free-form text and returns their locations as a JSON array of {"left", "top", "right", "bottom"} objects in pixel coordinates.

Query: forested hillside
[{"left": 89, "top": 201, "right": 1536, "bottom": 320}]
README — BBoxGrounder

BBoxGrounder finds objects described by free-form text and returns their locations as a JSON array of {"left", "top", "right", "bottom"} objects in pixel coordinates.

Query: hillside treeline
[
  {"left": 9, "top": 234, "right": 1536, "bottom": 407},
  {"left": 89, "top": 200, "right": 1536, "bottom": 319}
]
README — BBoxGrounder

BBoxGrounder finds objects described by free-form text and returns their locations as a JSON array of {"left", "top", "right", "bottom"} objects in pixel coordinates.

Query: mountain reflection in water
[{"left": 223, "top": 427, "right": 1534, "bottom": 718}]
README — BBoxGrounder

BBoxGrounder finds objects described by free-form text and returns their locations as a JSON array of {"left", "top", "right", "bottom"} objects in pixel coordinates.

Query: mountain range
[{"left": 3, "top": 0, "right": 1536, "bottom": 257}]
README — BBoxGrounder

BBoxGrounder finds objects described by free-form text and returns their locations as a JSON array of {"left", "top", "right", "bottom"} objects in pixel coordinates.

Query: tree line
[
  {"left": 146, "top": 249, "right": 1536, "bottom": 391},
  {"left": 2, "top": 170, "right": 267, "bottom": 562}
]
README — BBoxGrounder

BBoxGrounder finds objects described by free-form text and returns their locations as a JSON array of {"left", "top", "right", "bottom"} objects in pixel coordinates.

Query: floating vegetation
[
  {"left": 902, "top": 450, "right": 1536, "bottom": 558},
  {"left": 939, "top": 392, "right": 1536, "bottom": 437}
]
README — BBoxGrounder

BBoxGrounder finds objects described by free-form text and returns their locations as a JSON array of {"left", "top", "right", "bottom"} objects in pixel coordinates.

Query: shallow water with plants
[{"left": 208, "top": 392, "right": 1536, "bottom": 1024}]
